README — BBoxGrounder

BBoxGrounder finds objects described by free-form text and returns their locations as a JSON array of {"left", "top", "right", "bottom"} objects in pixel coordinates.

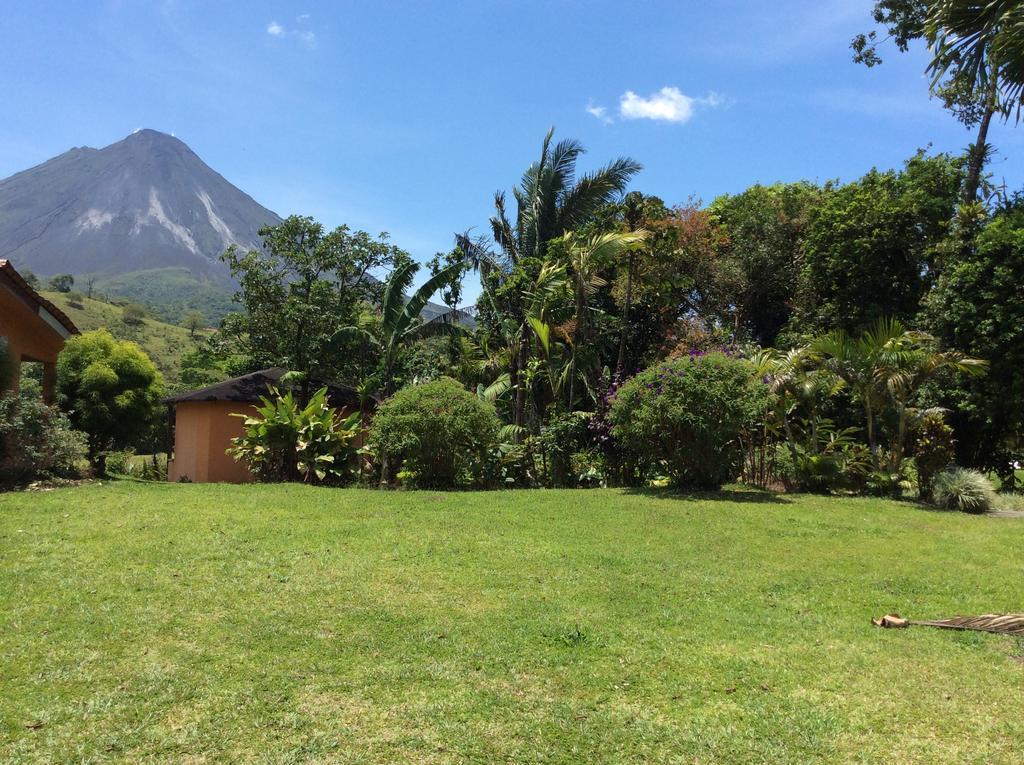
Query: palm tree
[
  {"left": 559, "top": 230, "right": 648, "bottom": 407},
  {"left": 617, "top": 191, "right": 649, "bottom": 375},
  {"left": 813, "top": 317, "right": 987, "bottom": 471},
  {"left": 458, "top": 128, "right": 641, "bottom": 435},
  {"left": 753, "top": 346, "right": 842, "bottom": 459},
  {"left": 332, "top": 258, "right": 466, "bottom": 398},
  {"left": 925, "top": 1, "right": 1023, "bottom": 200}
]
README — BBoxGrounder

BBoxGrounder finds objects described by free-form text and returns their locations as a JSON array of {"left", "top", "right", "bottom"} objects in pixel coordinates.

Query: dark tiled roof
[
  {"left": 163, "top": 367, "right": 363, "bottom": 407},
  {"left": 0, "top": 259, "right": 79, "bottom": 335}
]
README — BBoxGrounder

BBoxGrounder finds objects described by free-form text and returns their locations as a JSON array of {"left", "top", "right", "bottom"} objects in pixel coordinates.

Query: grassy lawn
[{"left": 1, "top": 484, "right": 1022, "bottom": 763}]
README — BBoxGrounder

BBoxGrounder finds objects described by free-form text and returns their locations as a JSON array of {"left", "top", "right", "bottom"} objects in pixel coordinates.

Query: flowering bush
[{"left": 608, "top": 352, "right": 768, "bottom": 489}]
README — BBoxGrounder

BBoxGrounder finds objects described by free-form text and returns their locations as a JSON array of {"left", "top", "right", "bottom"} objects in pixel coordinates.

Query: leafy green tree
[
  {"left": 183, "top": 309, "right": 206, "bottom": 338},
  {"left": 56, "top": 329, "right": 164, "bottom": 473},
  {"left": 922, "top": 202, "right": 1024, "bottom": 484},
  {"left": 49, "top": 274, "right": 74, "bottom": 293},
  {"left": 20, "top": 269, "right": 39, "bottom": 289},
  {"left": 221, "top": 215, "right": 406, "bottom": 385},
  {"left": 709, "top": 183, "right": 823, "bottom": 345},
  {"left": 796, "top": 152, "right": 962, "bottom": 334}
]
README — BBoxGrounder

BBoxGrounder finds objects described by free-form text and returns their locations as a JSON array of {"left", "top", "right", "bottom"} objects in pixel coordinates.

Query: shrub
[
  {"left": 914, "top": 413, "right": 955, "bottom": 500},
  {"left": 57, "top": 329, "right": 165, "bottom": 472},
  {"left": 122, "top": 303, "right": 147, "bottom": 325},
  {"left": 932, "top": 468, "right": 997, "bottom": 514},
  {"left": 538, "top": 410, "right": 591, "bottom": 487},
  {"left": 369, "top": 377, "right": 500, "bottom": 489},
  {"left": 228, "top": 386, "right": 361, "bottom": 484},
  {"left": 0, "top": 393, "right": 88, "bottom": 486},
  {"left": 609, "top": 353, "right": 769, "bottom": 490},
  {"left": 104, "top": 449, "right": 135, "bottom": 476}
]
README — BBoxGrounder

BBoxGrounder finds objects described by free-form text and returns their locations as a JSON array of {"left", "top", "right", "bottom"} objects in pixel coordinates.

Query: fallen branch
[{"left": 873, "top": 613, "right": 1024, "bottom": 636}]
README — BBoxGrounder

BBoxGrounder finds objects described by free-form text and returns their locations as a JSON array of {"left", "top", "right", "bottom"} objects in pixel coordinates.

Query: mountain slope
[
  {"left": 0, "top": 130, "right": 281, "bottom": 284},
  {"left": 41, "top": 290, "right": 207, "bottom": 390}
]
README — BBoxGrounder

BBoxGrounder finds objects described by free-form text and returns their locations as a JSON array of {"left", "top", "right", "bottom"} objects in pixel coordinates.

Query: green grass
[
  {"left": 41, "top": 291, "right": 209, "bottom": 390},
  {"left": 1, "top": 484, "right": 1022, "bottom": 763}
]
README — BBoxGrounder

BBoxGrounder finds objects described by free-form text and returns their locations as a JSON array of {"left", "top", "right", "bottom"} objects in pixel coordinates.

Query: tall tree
[
  {"left": 922, "top": 200, "right": 1024, "bottom": 484},
  {"left": 852, "top": 0, "right": 1021, "bottom": 202},
  {"left": 459, "top": 129, "right": 641, "bottom": 436},
  {"left": 795, "top": 152, "right": 962, "bottom": 334},
  {"left": 221, "top": 215, "right": 406, "bottom": 386},
  {"left": 332, "top": 258, "right": 467, "bottom": 397},
  {"left": 709, "top": 183, "right": 822, "bottom": 345}
]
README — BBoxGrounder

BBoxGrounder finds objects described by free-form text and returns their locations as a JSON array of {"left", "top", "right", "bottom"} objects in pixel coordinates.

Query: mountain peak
[{"left": 0, "top": 131, "right": 282, "bottom": 284}]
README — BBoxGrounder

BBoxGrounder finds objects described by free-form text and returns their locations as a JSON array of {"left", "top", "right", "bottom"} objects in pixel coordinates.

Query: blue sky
[{"left": 2, "top": 1, "right": 1022, "bottom": 301}]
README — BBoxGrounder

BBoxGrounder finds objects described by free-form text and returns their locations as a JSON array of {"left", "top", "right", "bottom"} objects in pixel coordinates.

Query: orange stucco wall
[
  {"left": 168, "top": 400, "right": 258, "bottom": 483},
  {"left": 0, "top": 277, "right": 67, "bottom": 401}
]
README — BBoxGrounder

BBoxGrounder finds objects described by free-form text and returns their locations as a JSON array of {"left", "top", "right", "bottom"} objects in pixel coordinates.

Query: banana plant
[{"left": 332, "top": 258, "right": 467, "bottom": 398}]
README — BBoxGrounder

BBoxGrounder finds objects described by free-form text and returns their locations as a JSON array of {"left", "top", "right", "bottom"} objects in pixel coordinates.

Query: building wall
[
  {"left": 168, "top": 400, "right": 258, "bottom": 483},
  {"left": 0, "top": 278, "right": 68, "bottom": 400}
]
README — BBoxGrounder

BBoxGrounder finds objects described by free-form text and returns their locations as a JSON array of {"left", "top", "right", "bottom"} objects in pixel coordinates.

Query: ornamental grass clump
[
  {"left": 608, "top": 352, "right": 768, "bottom": 490},
  {"left": 931, "top": 467, "right": 997, "bottom": 514}
]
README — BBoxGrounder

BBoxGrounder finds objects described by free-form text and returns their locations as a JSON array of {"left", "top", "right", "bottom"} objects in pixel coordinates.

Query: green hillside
[
  {"left": 88, "top": 267, "right": 237, "bottom": 325},
  {"left": 42, "top": 291, "right": 208, "bottom": 390}
]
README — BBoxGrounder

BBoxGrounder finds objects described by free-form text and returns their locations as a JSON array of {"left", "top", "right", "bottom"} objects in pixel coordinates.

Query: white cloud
[
  {"left": 617, "top": 87, "right": 723, "bottom": 123},
  {"left": 266, "top": 19, "right": 316, "bottom": 47},
  {"left": 620, "top": 87, "right": 695, "bottom": 122},
  {"left": 585, "top": 102, "right": 612, "bottom": 124}
]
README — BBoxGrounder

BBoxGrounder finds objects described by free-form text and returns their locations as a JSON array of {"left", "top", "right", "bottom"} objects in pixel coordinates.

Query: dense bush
[
  {"left": 0, "top": 393, "right": 88, "bottom": 487},
  {"left": 538, "top": 410, "right": 592, "bottom": 487},
  {"left": 228, "top": 387, "right": 361, "bottom": 484},
  {"left": 609, "top": 353, "right": 769, "bottom": 489},
  {"left": 369, "top": 377, "right": 500, "bottom": 489},
  {"left": 932, "top": 467, "right": 996, "bottom": 513}
]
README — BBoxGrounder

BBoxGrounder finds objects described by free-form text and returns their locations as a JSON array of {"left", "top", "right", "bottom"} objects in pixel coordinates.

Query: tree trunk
[
  {"left": 616, "top": 252, "right": 636, "bottom": 377},
  {"left": 865, "top": 401, "right": 880, "bottom": 471},
  {"left": 962, "top": 82, "right": 997, "bottom": 205}
]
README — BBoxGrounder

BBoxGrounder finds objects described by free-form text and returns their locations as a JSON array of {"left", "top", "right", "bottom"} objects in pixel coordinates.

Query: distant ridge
[{"left": 0, "top": 129, "right": 282, "bottom": 284}]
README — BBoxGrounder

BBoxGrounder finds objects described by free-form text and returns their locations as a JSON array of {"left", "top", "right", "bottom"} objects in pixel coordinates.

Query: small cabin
[
  {"left": 164, "top": 367, "right": 362, "bottom": 483},
  {"left": 0, "top": 259, "right": 79, "bottom": 403}
]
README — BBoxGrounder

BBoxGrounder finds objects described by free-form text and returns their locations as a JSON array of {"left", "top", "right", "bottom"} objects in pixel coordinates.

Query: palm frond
[{"left": 558, "top": 157, "right": 643, "bottom": 231}]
